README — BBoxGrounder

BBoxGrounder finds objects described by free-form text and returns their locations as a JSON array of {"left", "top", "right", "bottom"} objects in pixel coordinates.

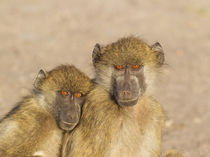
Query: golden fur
[{"left": 67, "top": 87, "right": 164, "bottom": 157}]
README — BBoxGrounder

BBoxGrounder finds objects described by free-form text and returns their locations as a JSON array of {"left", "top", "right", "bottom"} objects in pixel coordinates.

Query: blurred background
[{"left": 0, "top": 0, "right": 209, "bottom": 156}]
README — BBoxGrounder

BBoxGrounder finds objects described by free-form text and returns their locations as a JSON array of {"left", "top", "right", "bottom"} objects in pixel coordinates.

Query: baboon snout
[
  {"left": 119, "top": 90, "right": 132, "bottom": 100},
  {"left": 67, "top": 112, "right": 79, "bottom": 123},
  {"left": 62, "top": 109, "right": 80, "bottom": 124},
  {"left": 60, "top": 105, "right": 80, "bottom": 123},
  {"left": 114, "top": 77, "right": 140, "bottom": 106},
  {"left": 59, "top": 110, "right": 80, "bottom": 131}
]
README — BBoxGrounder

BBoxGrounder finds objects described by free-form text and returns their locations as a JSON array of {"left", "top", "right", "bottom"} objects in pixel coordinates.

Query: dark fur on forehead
[
  {"left": 41, "top": 65, "right": 93, "bottom": 94},
  {"left": 95, "top": 36, "right": 161, "bottom": 66}
]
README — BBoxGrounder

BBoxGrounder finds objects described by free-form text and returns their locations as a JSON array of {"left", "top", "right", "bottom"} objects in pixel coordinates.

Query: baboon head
[
  {"left": 92, "top": 36, "right": 164, "bottom": 107},
  {"left": 34, "top": 65, "right": 93, "bottom": 131}
]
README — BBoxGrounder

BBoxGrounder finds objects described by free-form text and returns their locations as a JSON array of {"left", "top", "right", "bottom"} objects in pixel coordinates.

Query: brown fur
[
  {"left": 0, "top": 65, "right": 93, "bottom": 157},
  {"left": 65, "top": 36, "right": 165, "bottom": 157}
]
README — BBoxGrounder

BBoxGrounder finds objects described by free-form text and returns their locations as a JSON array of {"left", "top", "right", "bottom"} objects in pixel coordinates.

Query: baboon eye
[
  {"left": 115, "top": 65, "right": 124, "bottom": 70},
  {"left": 61, "top": 91, "right": 69, "bottom": 96},
  {"left": 74, "top": 92, "right": 82, "bottom": 98},
  {"left": 132, "top": 65, "right": 140, "bottom": 70}
]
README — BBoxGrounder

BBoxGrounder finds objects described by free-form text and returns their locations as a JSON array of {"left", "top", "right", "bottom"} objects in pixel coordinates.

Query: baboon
[
  {"left": 65, "top": 36, "right": 165, "bottom": 157},
  {"left": 0, "top": 65, "right": 93, "bottom": 157}
]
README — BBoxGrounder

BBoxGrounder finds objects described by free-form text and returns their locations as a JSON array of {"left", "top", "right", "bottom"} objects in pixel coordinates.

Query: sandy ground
[{"left": 0, "top": 0, "right": 209, "bottom": 156}]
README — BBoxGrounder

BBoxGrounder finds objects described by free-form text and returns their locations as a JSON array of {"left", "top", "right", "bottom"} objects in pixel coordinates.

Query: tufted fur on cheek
[
  {"left": 143, "top": 65, "right": 158, "bottom": 95},
  {"left": 144, "top": 63, "right": 164, "bottom": 96},
  {"left": 95, "top": 65, "right": 114, "bottom": 93}
]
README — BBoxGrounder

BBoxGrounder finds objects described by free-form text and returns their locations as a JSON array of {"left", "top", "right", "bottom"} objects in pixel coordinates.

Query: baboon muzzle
[
  {"left": 114, "top": 70, "right": 140, "bottom": 107},
  {"left": 59, "top": 102, "right": 81, "bottom": 131}
]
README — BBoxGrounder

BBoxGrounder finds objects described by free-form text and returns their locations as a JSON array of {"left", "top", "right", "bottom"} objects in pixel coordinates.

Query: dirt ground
[{"left": 0, "top": 0, "right": 209, "bottom": 156}]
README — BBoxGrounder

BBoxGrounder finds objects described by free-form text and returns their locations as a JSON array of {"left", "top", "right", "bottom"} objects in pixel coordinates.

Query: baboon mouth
[
  {"left": 60, "top": 121, "right": 78, "bottom": 131},
  {"left": 62, "top": 121, "right": 78, "bottom": 125},
  {"left": 117, "top": 98, "right": 139, "bottom": 107}
]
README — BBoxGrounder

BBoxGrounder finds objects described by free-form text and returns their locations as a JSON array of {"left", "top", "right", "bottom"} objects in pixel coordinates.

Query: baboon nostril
[
  {"left": 69, "top": 114, "right": 79, "bottom": 122},
  {"left": 120, "top": 91, "right": 132, "bottom": 99}
]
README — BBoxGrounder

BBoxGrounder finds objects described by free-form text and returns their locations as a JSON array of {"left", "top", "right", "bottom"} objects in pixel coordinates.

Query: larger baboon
[
  {"left": 0, "top": 65, "right": 93, "bottom": 157},
  {"left": 65, "top": 36, "right": 166, "bottom": 157}
]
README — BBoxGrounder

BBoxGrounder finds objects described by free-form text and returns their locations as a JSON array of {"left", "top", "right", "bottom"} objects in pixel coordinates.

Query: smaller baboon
[{"left": 0, "top": 65, "right": 93, "bottom": 157}]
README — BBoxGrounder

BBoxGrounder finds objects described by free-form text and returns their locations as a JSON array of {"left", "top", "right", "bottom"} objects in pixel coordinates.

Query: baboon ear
[
  {"left": 151, "top": 42, "right": 165, "bottom": 65},
  {"left": 33, "top": 69, "right": 47, "bottom": 89},
  {"left": 92, "top": 43, "right": 102, "bottom": 65}
]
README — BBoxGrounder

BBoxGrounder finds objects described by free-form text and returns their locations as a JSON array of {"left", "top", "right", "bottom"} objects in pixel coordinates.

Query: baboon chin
[{"left": 0, "top": 65, "right": 93, "bottom": 157}]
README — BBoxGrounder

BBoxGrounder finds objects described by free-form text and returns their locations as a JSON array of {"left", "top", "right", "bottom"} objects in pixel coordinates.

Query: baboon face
[
  {"left": 112, "top": 64, "right": 146, "bottom": 106},
  {"left": 92, "top": 37, "right": 164, "bottom": 107},
  {"left": 55, "top": 90, "right": 85, "bottom": 131},
  {"left": 34, "top": 65, "right": 93, "bottom": 131}
]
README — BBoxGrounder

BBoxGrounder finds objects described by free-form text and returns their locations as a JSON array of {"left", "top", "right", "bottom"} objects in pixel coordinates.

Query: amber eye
[
  {"left": 61, "top": 91, "right": 69, "bottom": 96},
  {"left": 115, "top": 65, "right": 124, "bottom": 70},
  {"left": 74, "top": 92, "right": 82, "bottom": 98},
  {"left": 132, "top": 65, "right": 140, "bottom": 70}
]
